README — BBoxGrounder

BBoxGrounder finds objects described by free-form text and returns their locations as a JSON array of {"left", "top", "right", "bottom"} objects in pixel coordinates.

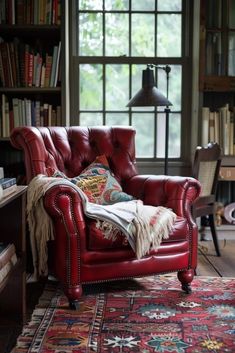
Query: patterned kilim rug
[{"left": 13, "top": 275, "right": 235, "bottom": 353}]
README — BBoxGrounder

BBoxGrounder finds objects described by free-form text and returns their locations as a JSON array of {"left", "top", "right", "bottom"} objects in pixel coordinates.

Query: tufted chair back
[{"left": 10, "top": 126, "right": 138, "bottom": 185}]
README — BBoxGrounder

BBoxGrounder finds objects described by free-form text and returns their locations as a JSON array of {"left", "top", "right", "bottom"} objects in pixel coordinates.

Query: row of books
[
  {"left": 205, "top": 32, "right": 224, "bottom": 76},
  {"left": 206, "top": 32, "right": 235, "bottom": 77},
  {"left": 206, "top": 0, "right": 235, "bottom": 29},
  {"left": 0, "top": 243, "right": 17, "bottom": 285},
  {"left": 0, "top": 38, "right": 61, "bottom": 88},
  {"left": 0, "top": 176, "right": 17, "bottom": 199},
  {"left": 0, "top": 94, "right": 61, "bottom": 137},
  {"left": 205, "top": 0, "right": 222, "bottom": 28},
  {"left": 0, "top": 0, "right": 61, "bottom": 25},
  {"left": 202, "top": 104, "right": 235, "bottom": 156}
]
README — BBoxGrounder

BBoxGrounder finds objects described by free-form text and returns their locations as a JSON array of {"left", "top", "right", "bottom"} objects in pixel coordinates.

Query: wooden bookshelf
[
  {"left": 0, "top": 0, "right": 64, "bottom": 138},
  {"left": 0, "top": 186, "right": 27, "bottom": 324},
  {"left": 199, "top": 0, "right": 235, "bottom": 224}
]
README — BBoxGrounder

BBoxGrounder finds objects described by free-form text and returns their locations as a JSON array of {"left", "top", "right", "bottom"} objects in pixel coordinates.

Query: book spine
[
  {"left": 0, "top": 178, "right": 16, "bottom": 189},
  {"left": 18, "top": 42, "right": 25, "bottom": 87},
  {"left": 24, "top": 44, "right": 30, "bottom": 87},
  {"left": 28, "top": 51, "right": 34, "bottom": 87},
  {"left": 0, "top": 49, "right": 5, "bottom": 86},
  {"left": 0, "top": 262, "right": 12, "bottom": 283},
  {"left": 0, "top": 243, "right": 16, "bottom": 269},
  {"left": 12, "top": 97, "right": 20, "bottom": 127},
  {"left": 0, "top": 254, "right": 17, "bottom": 284},
  {"left": 16, "top": 0, "right": 24, "bottom": 25},
  {"left": 13, "top": 38, "right": 21, "bottom": 87},
  {"left": 9, "top": 42, "right": 17, "bottom": 87},
  {"left": 0, "top": 42, "right": 11, "bottom": 87},
  {"left": 202, "top": 107, "right": 210, "bottom": 146},
  {"left": 6, "top": 42, "right": 13, "bottom": 87},
  {"left": 220, "top": 167, "right": 235, "bottom": 181},
  {"left": 53, "top": 41, "right": 61, "bottom": 87},
  {"left": 50, "top": 45, "right": 58, "bottom": 87},
  {"left": 44, "top": 54, "right": 52, "bottom": 87}
]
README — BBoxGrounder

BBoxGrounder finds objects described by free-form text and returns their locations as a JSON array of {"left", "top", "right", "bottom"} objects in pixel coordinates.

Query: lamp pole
[
  {"left": 148, "top": 64, "right": 171, "bottom": 175},
  {"left": 127, "top": 64, "right": 172, "bottom": 175}
]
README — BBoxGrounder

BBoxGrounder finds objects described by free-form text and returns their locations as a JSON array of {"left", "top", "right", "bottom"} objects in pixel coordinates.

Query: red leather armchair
[{"left": 10, "top": 126, "right": 201, "bottom": 309}]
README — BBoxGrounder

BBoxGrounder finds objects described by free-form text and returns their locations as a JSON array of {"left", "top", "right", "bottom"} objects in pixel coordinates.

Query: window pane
[
  {"left": 106, "top": 113, "right": 129, "bottom": 125},
  {"left": 106, "top": 65, "right": 129, "bottom": 110},
  {"left": 80, "top": 113, "right": 103, "bottom": 126},
  {"left": 158, "top": 0, "right": 182, "bottom": 11},
  {"left": 105, "top": 0, "right": 129, "bottom": 11},
  {"left": 132, "top": 113, "right": 155, "bottom": 157},
  {"left": 157, "top": 112, "right": 181, "bottom": 158},
  {"left": 80, "top": 64, "right": 103, "bottom": 110},
  {"left": 105, "top": 14, "right": 129, "bottom": 56},
  {"left": 79, "top": 0, "right": 102, "bottom": 10},
  {"left": 132, "top": 0, "right": 155, "bottom": 11},
  {"left": 157, "top": 14, "right": 181, "bottom": 57},
  {"left": 157, "top": 65, "right": 182, "bottom": 111},
  {"left": 169, "top": 113, "right": 181, "bottom": 158},
  {"left": 132, "top": 14, "right": 155, "bottom": 57},
  {"left": 79, "top": 13, "right": 103, "bottom": 56}
]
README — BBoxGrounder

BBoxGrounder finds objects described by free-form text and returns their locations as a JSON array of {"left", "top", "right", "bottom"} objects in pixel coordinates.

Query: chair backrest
[
  {"left": 10, "top": 126, "right": 138, "bottom": 184},
  {"left": 192, "top": 142, "right": 222, "bottom": 197}
]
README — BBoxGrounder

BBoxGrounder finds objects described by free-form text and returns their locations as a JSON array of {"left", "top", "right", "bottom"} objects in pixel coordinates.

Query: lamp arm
[{"left": 147, "top": 63, "right": 171, "bottom": 73}]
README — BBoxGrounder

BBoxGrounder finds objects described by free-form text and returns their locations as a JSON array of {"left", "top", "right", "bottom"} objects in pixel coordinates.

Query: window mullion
[
  {"left": 129, "top": 0, "right": 132, "bottom": 126},
  {"left": 103, "top": 0, "right": 105, "bottom": 124}
]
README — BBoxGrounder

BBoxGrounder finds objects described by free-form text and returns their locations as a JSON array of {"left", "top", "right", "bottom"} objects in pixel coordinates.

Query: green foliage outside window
[{"left": 77, "top": 0, "right": 183, "bottom": 158}]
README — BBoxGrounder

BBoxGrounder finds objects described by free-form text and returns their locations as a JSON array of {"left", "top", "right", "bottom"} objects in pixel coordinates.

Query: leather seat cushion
[{"left": 87, "top": 216, "right": 188, "bottom": 251}]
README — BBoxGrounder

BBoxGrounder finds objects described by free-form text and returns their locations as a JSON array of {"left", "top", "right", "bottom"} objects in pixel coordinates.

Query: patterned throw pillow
[{"left": 53, "top": 155, "right": 134, "bottom": 205}]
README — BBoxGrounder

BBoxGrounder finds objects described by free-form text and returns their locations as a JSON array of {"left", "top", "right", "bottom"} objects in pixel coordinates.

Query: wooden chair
[{"left": 192, "top": 142, "right": 222, "bottom": 256}]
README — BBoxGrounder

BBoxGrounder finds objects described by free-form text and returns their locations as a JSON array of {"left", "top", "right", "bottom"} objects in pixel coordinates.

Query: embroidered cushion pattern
[{"left": 52, "top": 155, "right": 134, "bottom": 205}]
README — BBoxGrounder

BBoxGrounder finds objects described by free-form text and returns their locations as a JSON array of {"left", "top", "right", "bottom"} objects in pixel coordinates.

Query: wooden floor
[
  {"left": 197, "top": 239, "right": 235, "bottom": 277},
  {"left": 1, "top": 239, "right": 235, "bottom": 353}
]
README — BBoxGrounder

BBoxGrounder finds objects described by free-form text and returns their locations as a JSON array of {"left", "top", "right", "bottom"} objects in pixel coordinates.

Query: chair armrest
[
  {"left": 43, "top": 183, "right": 86, "bottom": 232},
  {"left": 43, "top": 184, "right": 87, "bottom": 285},
  {"left": 124, "top": 175, "right": 201, "bottom": 218}
]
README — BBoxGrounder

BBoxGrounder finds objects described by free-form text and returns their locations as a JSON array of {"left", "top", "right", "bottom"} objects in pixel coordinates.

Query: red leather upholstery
[{"left": 10, "top": 126, "right": 201, "bottom": 307}]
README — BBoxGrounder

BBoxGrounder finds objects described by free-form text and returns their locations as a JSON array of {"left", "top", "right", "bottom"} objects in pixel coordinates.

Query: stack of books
[
  {"left": 0, "top": 177, "right": 17, "bottom": 199},
  {"left": 0, "top": 243, "right": 17, "bottom": 285}
]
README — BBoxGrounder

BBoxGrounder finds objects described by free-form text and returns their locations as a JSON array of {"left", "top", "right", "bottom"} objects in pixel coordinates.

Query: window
[{"left": 71, "top": 0, "right": 192, "bottom": 160}]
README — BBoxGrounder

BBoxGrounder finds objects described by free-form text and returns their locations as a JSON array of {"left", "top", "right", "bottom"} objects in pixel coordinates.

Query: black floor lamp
[{"left": 126, "top": 64, "right": 172, "bottom": 175}]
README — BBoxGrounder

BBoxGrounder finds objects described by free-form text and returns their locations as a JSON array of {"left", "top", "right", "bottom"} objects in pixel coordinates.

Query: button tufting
[{"left": 82, "top": 160, "right": 89, "bottom": 168}]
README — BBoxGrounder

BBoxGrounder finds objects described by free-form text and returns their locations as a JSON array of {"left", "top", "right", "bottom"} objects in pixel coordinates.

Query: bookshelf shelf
[
  {"left": 0, "top": 24, "right": 61, "bottom": 37},
  {"left": 0, "top": 87, "right": 61, "bottom": 93}
]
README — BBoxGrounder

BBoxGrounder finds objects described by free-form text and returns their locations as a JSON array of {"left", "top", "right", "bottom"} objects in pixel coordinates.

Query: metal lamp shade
[{"left": 127, "top": 68, "right": 172, "bottom": 107}]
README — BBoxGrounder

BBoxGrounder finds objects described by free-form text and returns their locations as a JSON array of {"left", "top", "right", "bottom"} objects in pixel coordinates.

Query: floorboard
[{"left": 197, "top": 239, "right": 235, "bottom": 277}]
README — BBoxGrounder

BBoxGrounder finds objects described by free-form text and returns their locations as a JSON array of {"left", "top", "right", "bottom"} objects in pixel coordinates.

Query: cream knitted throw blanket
[{"left": 27, "top": 175, "right": 177, "bottom": 279}]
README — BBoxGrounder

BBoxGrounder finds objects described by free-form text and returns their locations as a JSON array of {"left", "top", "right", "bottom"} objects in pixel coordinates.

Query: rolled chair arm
[
  {"left": 124, "top": 175, "right": 201, "bottom": 218},
  {"left": 43, "top": 184, "right": 86, "bottom": 288}
]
